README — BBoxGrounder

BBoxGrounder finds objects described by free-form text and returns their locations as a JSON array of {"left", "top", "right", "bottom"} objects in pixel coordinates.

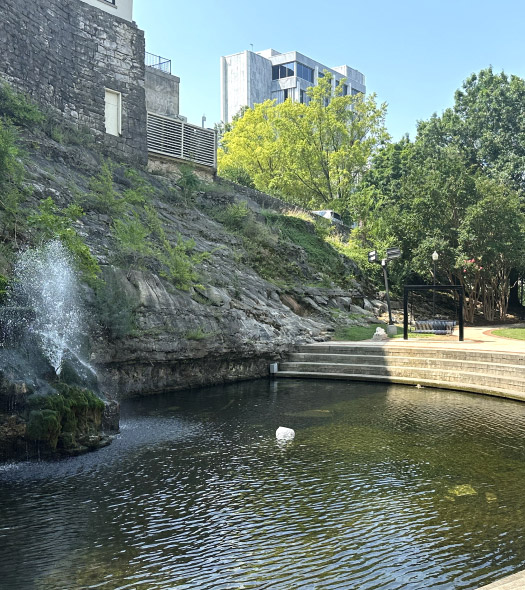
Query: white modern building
[{"left": 220, "top": 48, "right": 366, "bottom": 123}]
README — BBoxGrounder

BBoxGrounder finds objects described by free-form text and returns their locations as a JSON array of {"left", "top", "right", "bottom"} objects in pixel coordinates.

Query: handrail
[{"left": 145, "top": 52, "right": 171, "bottom": 74}]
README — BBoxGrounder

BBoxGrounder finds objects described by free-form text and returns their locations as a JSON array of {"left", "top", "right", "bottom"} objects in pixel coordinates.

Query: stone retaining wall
[{"left": 0, "top": 0, "right": 147, "bottom": 164}]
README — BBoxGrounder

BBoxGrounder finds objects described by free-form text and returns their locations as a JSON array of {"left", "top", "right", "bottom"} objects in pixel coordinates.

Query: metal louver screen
[{"left": 147, "top": 113, "right": 217, "bottom": 168}]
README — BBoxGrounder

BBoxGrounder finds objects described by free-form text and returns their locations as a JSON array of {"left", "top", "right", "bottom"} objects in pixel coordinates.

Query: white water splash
[{"left": 12, "top": 241, "right": 86, "bottom": 376}]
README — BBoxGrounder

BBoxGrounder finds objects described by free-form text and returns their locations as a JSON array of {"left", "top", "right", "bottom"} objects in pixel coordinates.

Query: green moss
[
  {"left": 26, "top": 384, "right": 105, "bottom": 451},
  {"left": 26, "top": 409, "right": 61, "bottom": 449}
]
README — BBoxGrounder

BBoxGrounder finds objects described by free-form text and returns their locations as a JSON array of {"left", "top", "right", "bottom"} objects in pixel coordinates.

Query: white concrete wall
[
  {"left": 80, "top": 0, "right": 133, "bottom": 22},
  {"left": 221, "top": 52, "right": 248, "bottom": 123},
  {"left": 247, "top": 51, "right": 272, "bottom": 108},
  {"left": 332, "top": 65, "right": 366, "bottom": 93}
]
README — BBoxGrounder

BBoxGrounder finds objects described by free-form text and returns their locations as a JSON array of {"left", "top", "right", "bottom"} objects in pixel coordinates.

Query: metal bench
[{"left": 413, "top": 319, "right": 456, "bottom": 335}]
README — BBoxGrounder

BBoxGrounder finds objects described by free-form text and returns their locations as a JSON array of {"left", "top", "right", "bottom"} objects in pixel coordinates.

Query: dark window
[
  {"left": 342, "top": 84, "right": 348, "bottom": 96},
  {"left": 351, "top": 88, "right": 362, "bottom": 96},
  {"left": 272, "top": 62, "right": 295, "bottom": 80},
  {"left": 283, "top": 88, "right": 290, "bottom": 101},
  {"left": 300, "top": 89, "right": 306, "bottom": 104},
  {"left": 297, "top": 62, "right": 314, "bottom": 83},
  {"left": 318, "top": 71, "right": 324, "bottom": 79}
]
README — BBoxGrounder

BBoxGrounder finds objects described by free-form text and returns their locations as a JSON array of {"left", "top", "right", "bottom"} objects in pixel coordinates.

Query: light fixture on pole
[
  {"left": 368, "top": 248, "right": 401, "bottom": 327},
  {"left": 432, "top": 251, "right": 439, "bottom": 317}
]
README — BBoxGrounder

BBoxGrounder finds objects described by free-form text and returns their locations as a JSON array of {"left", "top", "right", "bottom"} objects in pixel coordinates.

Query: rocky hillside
[{"left": 1, "top": 122, "right": 384, "bottom": 399}]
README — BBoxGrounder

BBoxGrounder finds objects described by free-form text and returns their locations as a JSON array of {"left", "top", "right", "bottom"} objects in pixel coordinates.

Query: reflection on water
[{"left": 2, "top": 379, "right": 525, "bottom": 589}]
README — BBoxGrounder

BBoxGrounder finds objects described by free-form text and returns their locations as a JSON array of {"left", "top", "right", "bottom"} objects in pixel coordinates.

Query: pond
[{"left": 1, "top": 379, "right": 525, "bottom": 589}]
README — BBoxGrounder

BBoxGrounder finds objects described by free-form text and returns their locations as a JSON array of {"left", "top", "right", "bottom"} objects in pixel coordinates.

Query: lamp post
[
  {"left": 368, "top": 247, "right": 401, "bottom": 332},
  {"left": 381, "top": 259, "right": 394, "bottom": 325},
  {"left": 432, "top": 251, "right": 439, "bottom": 317}
]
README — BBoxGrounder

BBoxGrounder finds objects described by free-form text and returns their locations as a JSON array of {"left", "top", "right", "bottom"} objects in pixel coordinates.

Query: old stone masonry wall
[{"left": 0, "top": 0, "right": 147, "bottom": 164}]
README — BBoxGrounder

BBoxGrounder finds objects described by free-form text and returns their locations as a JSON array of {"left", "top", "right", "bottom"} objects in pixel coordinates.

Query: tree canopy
[
  {"left": 218, "top": 74, "right": 389, "bottom": 219},
  {"left": 355, "top": 67, "right": 525, "bottom": 321}
]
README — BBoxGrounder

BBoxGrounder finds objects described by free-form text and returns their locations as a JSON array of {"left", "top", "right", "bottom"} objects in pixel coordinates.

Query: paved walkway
[{"left": 329, "top": 324, "right": 525, "bottom": 353}]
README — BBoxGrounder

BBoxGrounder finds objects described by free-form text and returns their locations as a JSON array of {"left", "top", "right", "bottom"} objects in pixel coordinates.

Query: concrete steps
[{"left": 276, "top": 344, "right": 525, "bottom": 400}]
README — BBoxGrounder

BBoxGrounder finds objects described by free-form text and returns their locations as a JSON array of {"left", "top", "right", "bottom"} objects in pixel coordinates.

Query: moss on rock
[{"left": 26, "top": 384, "right": 106, "bottom": 453}]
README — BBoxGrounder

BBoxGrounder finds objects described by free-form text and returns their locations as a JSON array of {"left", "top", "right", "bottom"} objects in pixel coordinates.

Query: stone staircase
[{"left": 277, "top": 344, "right": 525, "bottom": 401}]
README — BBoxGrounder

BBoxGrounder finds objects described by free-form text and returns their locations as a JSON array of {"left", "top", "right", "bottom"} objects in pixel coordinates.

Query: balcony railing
[
  {"left": 147, "top": 113, "right": 217, "bottom": 169},
  {"left": 145, "top": 52, "right": 172, "bottom": 74}
]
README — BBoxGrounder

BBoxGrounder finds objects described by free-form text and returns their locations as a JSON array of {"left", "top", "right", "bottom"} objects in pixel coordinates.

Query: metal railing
[
  {"left": 147, "top": 113, "right": 217, "bottom": 169},
  {"left": 145, "top": 52, "right": 172, "bottom": 74}
]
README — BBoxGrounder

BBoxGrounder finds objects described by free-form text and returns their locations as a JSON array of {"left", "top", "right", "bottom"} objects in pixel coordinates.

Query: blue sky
[{"left": 134, "top": 0, "right": 525, "bottom": 141}]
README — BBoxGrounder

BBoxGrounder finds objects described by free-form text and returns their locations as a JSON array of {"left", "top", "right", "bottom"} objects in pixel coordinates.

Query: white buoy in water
[{"left": 276, "top": 426, "right": 295, "bottom": 441}]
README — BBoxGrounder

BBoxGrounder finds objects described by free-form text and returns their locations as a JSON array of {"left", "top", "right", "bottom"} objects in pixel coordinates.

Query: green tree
[
  {"left": 218, "top": 73, "right": 388, "bottom": 214},
  {"left": 458, "top": 178, "right": 525, "bottom": 321}
]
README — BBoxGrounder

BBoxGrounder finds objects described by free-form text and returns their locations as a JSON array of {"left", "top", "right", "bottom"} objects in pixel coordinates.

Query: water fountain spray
[{"left": 11, "top": 240, "right": 86, "bottom": 376}]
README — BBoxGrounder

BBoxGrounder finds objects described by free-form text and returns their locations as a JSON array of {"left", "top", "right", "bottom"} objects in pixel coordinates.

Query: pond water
[{"left": 2, "top": 379, "right": 525, "bottom": 590}]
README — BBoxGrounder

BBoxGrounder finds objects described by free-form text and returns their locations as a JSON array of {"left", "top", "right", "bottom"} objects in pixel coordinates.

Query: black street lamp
[
  {"left": 368, "top": 247, "right": 401, "bottom": 327},
  {"left": 432, "top": 250, "right": 439, "bottom": 317}
]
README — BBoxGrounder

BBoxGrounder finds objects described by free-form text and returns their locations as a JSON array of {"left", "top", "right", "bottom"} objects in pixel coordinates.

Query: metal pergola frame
[{"left": 403, "top": 285, "right": 465, "bottom": 341}]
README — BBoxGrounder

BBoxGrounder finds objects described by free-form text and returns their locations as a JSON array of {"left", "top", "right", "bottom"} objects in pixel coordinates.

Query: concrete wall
[
  {"left": 145, "top": 67, "right": 180, "bottom": 118},
  {"left": 247, "top": 52, "right": 273, "bottom": 109},
  {"left": 332, "top": 65, "right": 366, "bottom": 93},
  {"left": 0, "top": 0, "right": 147, "bottom": 164},
  {"left": 221, "top": 52, "right": 248, "bottom": 123},
  {"left": 80, "top": 0, "right": 133, "bottom": 22}
]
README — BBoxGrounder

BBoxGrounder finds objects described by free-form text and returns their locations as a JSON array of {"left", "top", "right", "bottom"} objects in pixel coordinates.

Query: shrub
[
  {"left": 123, "top": 168, "right": 155, "bottom": 205},
  {"left": 112, "top": 214, "right": 152, "bottom": 270},
  {"left": 85, "top": 162, "right": 128, "bottom": 216},
  {"left": 186, "top": 327, "right": 211, "bottom": 341},
  {"left": 177, "top": 164, "right": 201, "bottom": 202},
  {"left": 219, "top": 165, "right": 254, "bottom": 188},
  {"left": 112, "top": 205, "right": 209, "bottom": 291},
  {"left": 28, "top": 197, "right": 101, "bottom": 285},
  {"left": 95, "top": 269, "right": 137, "bottom": 339},
  {"left": 0, "top": 119, "right": 23, "bottom": 186},
  {"left": 0, "top": 82, "right": 44, "bottom": 127}
]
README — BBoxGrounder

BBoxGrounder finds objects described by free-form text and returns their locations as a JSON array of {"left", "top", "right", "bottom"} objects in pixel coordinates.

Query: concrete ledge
[{"left": 475, "top": 569, "right": 525, "bottom": 589}]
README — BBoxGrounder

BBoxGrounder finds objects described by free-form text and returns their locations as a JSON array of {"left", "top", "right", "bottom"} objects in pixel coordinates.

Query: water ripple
[{"left": 2, "top": 381, "right": 525, "bottom": 589}]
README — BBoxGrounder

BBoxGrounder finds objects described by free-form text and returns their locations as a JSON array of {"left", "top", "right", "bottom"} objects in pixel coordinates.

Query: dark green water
[{"left": 2, "top": 379, "right": 525, "bottom": 589}]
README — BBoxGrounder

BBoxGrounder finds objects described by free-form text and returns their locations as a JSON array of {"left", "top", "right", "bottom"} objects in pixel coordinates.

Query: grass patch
[
  {"left": 333, "top": 325, "right": 441, "bottom": 341},
  {"left": 491, "top": 327, "right": 525, "bottom": 341},
  {"left": 333, "top": 324, "right": 385, "bottom": 341}
]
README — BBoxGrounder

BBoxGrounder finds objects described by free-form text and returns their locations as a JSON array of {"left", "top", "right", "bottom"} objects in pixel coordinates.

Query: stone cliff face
[
  {"left": 14, "top": 130, "right": 380, "bottom": 399},
  {"left": 93, "top": 268, "right": 356, "bottom": 397}
]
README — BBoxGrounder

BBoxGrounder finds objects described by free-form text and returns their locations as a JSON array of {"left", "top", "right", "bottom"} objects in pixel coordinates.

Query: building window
[
  {"left": 297, "top": 62, "right": 314, "bottom": 83},
  {"left": 283, "top": 88, "right": 290, "bottom": 101},
  {"left": 272, "top": 62, "right": 295, "bottom": 80},
  {"left": 300, "top": 89, "right": 306, "bottom": 104},
  {"left": 318, "top": 71, "right": 324, "bottom": 79},
  {"left": 351, "top": 88, "right": 362, "bottom": 96},
  {"left": 105, "top": 89, "right": 121, "bottom": 136},
  {"left": 342, "top": 84, "right": 348, "bottom": 96}
]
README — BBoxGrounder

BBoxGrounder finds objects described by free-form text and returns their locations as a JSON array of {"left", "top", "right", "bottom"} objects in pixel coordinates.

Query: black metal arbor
[{"left": 403, "top": 285, "right": 465, "bottom": 341}]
